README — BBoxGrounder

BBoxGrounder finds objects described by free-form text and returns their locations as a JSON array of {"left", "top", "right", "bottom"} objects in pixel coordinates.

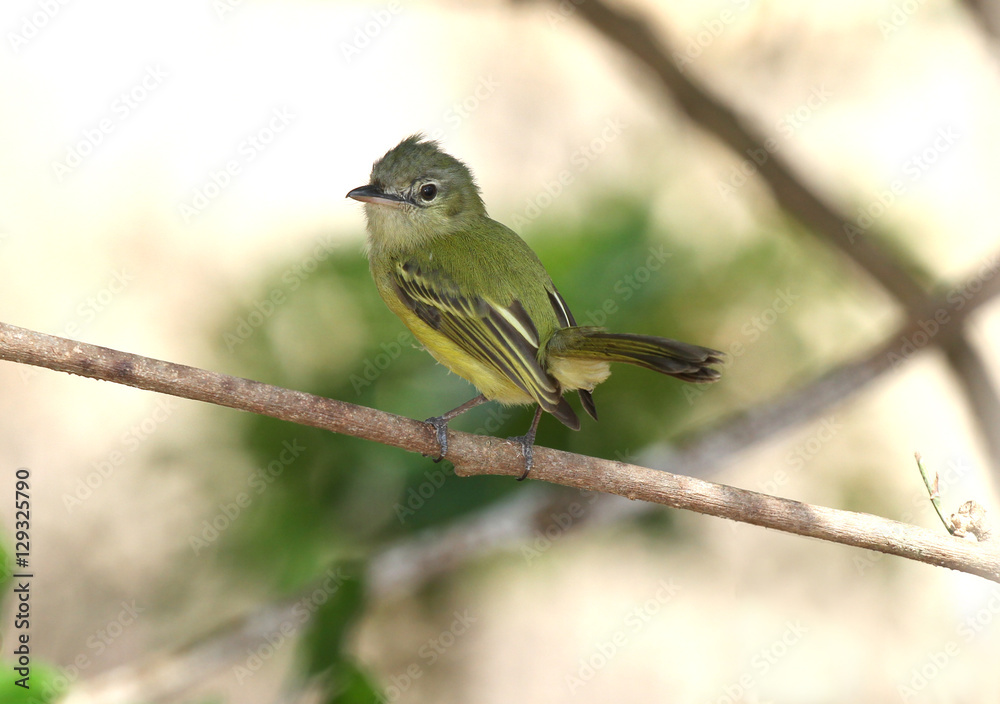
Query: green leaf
[
  {"left": 325, "top": 661, "right": 384, "bottom": 704},
  {"left": 298, "top": 561, "right": 367, "bottom": 678}
]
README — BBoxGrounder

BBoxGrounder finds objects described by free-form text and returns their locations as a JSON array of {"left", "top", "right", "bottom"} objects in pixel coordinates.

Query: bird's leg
[
  {"left": 424, "top": 394, "right": 489, "bottom": 462},
  {"left": 511, "top": 406, "right": 544, "bottom": 481}
]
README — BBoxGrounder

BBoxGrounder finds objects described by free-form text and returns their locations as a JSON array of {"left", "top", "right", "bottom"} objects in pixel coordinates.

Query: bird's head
[{"left": 347, "top": 135, "right": 486, "bottom": 256}]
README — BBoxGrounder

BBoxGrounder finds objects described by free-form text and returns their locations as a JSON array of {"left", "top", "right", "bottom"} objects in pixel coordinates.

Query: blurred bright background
[{"left": 3, "top": 0, "right": 1000, "bottom": 701}]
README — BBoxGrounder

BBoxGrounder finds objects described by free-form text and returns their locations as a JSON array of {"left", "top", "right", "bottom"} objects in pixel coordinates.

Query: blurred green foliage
[
  {"left": 0, "top": 668, "right": 61, "bottom": 704},
  {"left": 199, "top": 196, "right": 871, "bottom": 698}
]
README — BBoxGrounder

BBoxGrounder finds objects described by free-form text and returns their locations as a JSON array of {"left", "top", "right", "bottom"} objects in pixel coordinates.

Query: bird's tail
[{"left": 547, "top": 327, "right": 723, "bottom": 383}]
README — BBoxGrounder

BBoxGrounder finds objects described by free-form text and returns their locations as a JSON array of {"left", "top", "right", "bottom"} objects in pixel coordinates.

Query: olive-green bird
[{"left": 348, "top": 135, "right": 722, "bottom": 479}]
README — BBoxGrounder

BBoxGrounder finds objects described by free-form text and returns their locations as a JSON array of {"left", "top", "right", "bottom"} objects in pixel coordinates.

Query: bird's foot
[
  {"left": 424, "top": 415, "right": 450, "bottom": 462},
  {"left": 422, "top": 394, "right": 489, "bottom": 463},
  {"left": 508, "top": 433, "right": 535, "bottom": 481}
]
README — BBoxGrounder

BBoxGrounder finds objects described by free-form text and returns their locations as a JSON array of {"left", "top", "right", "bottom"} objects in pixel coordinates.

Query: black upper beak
[{"left": 346, "top": 185, "right": 409, "bottom": 208}]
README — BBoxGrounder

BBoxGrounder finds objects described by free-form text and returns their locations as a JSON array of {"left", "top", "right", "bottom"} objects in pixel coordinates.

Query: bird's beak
[{"left": 346, "top": 184, "right": 409, "bottom": 208}]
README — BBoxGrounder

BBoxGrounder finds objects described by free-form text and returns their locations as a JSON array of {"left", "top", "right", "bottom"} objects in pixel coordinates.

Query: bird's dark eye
[{"left": 419, "top": 183, "right": 438, "bottom": 201}]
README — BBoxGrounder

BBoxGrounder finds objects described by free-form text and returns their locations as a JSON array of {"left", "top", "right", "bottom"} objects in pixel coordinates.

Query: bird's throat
[{"left": 364, "top": 204, "right": 437, "bottom": 260}]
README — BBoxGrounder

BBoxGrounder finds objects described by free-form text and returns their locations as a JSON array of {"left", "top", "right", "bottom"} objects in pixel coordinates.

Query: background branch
[
  {"left": 667, "top": 263, "right": 1000, "bottom": 476},
  {"left": 942, "top": 335, "right": 1000, "bottom": 466},
  {"left": 568, "top": 0, "right": 930, "bottom": 312},
  {"left": 61, "top": 593, "right": 309, "bottom": 704},
  {"left": 63, "top": 490, "right": 564, "bottom": 703},
  {"left": 567, "top": 0, "right": 1000, "bottom": 478},
  {"left": 960, "top": 0, "right": 1000, "bottom": 43}
]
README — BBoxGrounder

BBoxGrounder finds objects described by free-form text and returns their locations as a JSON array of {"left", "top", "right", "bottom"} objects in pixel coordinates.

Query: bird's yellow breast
[{"left": 372, "top": 273, "right": 535, "bottom": 405}]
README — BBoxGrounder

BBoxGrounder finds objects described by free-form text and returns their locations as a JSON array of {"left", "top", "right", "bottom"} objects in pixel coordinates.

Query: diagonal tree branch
[
  {"left": 1, "top": 320, "right": 998, "bottom": 581},
  {"left": 941, "top": 335, "right": 1000, "bottom": 464},
  {"left": 564, "top": 0, "right": 1000, "bottom": 477},
  {"left": 566, "top": 0, "right": 931, "bottom": 314},
  {"left": 959, "top": 0, "right": 1000, "bottom": 43}
]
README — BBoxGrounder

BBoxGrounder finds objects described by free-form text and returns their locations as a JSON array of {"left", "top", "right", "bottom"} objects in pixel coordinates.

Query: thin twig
[{"left": 915, "top": 452, "right": 954, "bottom": 535}]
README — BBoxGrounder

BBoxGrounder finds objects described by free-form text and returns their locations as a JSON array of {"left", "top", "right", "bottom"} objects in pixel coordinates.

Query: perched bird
[{"left": 348, "top": 136, "right": 722, "bottom": 479}]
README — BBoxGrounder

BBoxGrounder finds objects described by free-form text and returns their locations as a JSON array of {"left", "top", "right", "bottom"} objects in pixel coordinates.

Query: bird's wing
[{"left": 392, "top": 259, "right": 579, "bottom": 427}]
